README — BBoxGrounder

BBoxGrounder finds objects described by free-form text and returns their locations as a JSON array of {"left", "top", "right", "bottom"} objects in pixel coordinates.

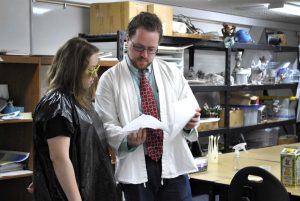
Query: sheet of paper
[
  {"left": 0, "top": 170, "right": 32, "bottom": 178},
  {"left": 120, "top": 114, "right": 169, "bottom": 135},
  {"left": 120, "top": 98, "right": 198, "bottom": 137},
  {"left": 0, "top": 111, "right": 21, "bottom": 120},
  {"left": 169, "top": 98, "right": 198, "bottom": 137}
]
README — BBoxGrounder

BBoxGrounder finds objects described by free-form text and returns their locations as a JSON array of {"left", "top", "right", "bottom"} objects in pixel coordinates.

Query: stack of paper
[{"left": 0, "top": 150, "right": 29, "bottom": 173}]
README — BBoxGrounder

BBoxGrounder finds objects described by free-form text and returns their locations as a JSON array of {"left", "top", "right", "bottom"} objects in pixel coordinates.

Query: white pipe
[{"left": 33, "top": 0, "right": 90, "bottom": 8}]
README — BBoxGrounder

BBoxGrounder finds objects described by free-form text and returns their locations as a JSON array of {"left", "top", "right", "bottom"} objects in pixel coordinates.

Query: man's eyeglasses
[
  {"left": 86, "top": 64, "right": 100, "bottom": 77},
  {"left": 129, "top": 39, "right": 158, "bottom": 54}
]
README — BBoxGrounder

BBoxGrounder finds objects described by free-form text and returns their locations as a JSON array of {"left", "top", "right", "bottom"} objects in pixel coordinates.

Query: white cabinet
[{"left": 124, "top": 42, "right": 191, "bottom": 73}]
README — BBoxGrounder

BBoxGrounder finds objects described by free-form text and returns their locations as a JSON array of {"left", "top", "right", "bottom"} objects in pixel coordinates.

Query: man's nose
[{"left": 140, "top": 49, "right": 149, "bottom": 57}]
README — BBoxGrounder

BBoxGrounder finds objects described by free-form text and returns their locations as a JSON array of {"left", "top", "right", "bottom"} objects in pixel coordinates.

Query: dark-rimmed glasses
[
  {"left": 86, "top": 64, "right": 100, "bottom": 77},
  {"left": 129, "top": 39, "right": 158, "bottom": 54}
]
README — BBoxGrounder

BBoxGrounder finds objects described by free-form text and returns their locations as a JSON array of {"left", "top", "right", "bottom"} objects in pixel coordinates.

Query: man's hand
[
  {"left": 184, "top": 108, "right": 201, "bottom": 130},
  {"left": 127, "top": 128, "right": 147, "bottom": 147}
]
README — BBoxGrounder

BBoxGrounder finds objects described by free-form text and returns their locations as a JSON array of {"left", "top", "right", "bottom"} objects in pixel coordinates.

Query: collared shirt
[
  {"left": 119, "top": 55, "right": 160, "bottom": 152},
  {"left": 125, "top": 55, "right": 160, "bottom": 114}
]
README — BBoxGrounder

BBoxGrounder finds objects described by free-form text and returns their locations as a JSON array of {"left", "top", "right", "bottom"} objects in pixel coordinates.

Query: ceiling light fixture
[
  {"left": 32, "top": 7, "right": 51, "bottom": 15},
  {"left": 268, "top": 3, "right": 300, "bottom": 17}
]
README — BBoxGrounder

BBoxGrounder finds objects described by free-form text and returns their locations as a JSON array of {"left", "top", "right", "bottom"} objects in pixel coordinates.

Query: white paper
[
  {"left": 120, "top": 114, "right": 169, "bottom": 135},
  {"left": 0, "top": 111, "right": 21, "bottom": 120},
  {"left": 169, "top": 98, "right": 198, "bottom": 136},
  {"left": 0, "top": 170, "right": 32, "bottom": 178},
  {"left": 120, "top": 98, "right": 198, "bottom": 137}
]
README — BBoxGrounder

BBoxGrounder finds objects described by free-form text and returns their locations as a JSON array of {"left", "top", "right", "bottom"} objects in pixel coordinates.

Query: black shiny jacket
[{"left": 33, "top": 90, "right": 117, "bottom": 201}]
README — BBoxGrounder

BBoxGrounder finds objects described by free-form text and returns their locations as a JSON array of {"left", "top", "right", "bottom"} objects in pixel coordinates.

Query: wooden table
[
  {"left": 239, "top": 143, "right": 299, "bottom": 162},
  {"left": 190, "top": 143, "right": 300, "bottom": 201}
]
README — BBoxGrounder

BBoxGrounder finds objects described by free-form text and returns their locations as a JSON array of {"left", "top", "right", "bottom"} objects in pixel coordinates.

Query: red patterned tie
[{"left": 140, "top": 71, "right": 163, "bottom": 161}]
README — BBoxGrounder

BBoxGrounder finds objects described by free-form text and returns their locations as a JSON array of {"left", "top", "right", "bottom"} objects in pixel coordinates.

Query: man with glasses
[{"left": 95, "top": 12, "right": 200, "bottom": 201}]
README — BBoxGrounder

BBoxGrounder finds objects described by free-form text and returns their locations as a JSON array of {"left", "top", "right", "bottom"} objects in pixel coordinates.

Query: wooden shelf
[
  {"left": 0, "top": 55, "right": 40, "bottom": 201},
  {"left": 98, "top": 59, "right": 119, "bottom": 77},
  {"left": 195, "top": 119, "right": 296, "bottom": 136},
  {"left": 0, "top": 119, "right": 33, "bottom": 124},
  {"left": 99, "top": 59, "right": 118, "bottom": 67},
  {"left": 190, "top": 83, "right": 298, "bottom": 92},
  {"left": 0, "top": 56, "right": 40, "bottom": 112},
  {"left": 0, "top": 55, "right": 40, "bottom": 64}
]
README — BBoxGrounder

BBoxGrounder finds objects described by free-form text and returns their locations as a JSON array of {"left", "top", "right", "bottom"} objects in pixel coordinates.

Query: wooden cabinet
[{"left": 0, "top": 55, "right": 41, "bottom": 201}]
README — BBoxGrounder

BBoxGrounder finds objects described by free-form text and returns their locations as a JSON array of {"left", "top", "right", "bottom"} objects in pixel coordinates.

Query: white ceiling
[{"left": 60, "top": 0, "right": 300, "bottom": 25}]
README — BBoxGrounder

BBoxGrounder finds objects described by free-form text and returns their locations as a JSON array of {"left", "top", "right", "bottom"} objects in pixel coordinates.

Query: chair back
[{"left": 228, "top": 166, "right": 290, "bottom": 201}]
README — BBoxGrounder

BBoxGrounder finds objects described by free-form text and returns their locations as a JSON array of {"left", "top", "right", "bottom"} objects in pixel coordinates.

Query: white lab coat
[{"left": 95, "top": 58, "right": 199, "bottom": 184}]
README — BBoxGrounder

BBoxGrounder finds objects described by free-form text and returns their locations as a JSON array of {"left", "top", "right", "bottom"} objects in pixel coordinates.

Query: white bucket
[{"left": 236, "top": 73, "right": 248, "bottom": 85}]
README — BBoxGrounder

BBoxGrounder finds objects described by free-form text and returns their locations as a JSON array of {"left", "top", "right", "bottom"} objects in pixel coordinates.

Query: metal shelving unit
[
  {"left": 161, "top": 36, "right": 299, "bottom": 152},
  {"left": 79, "top": 32, "right": 300, "bottom": 152},
  {"left": 79, "top": 31, "right": 127, "bottom": 61}
]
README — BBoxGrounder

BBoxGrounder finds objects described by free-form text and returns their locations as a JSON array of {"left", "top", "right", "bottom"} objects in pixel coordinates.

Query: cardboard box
[
  {"left": 198, "top": 118, "right": 219, "bottom": 131},
  {"left": 280, "top": 147, "right": 300, "bottom": 186},
  {"left": 90, "top": 2, "right": 148, "bottom": 34},
  {"left": 147, "top": 4, "right": 173, "bottom": 36},
  {"left": 90, "top": 2, "right": 173, "bottom": 36},
  {"left": 278, "top": 135, "right": 298, "bottom": 145},
  {"left": 267, "top": 32, "right": 287, "bottom": 46},
  {"left": 221, "top": 92, "right": 259, "bottom": 105},
  {"left": 219, "top": 109, "right": 244, "bottom": 128}
]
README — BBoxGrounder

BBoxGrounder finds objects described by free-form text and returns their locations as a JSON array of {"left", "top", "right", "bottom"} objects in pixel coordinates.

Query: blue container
[
  {"left": 2, "top": 105, "right": 24, "bottom": 114},
  {"left": 235, "top": 30, "right": 253, "bottom": 43}
]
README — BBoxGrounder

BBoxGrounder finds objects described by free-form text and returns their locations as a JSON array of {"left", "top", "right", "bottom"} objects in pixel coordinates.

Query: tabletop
[{"left": 190, "top": 143, "right": 300, "bottom": 196}]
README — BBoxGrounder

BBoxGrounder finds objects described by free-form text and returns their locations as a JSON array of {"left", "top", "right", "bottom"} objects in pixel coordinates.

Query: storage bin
[
  {"left": 236, "top": 72, "right": 248, "bottom": 85},
  {"left": 245, "top": 127, "right": 279, "bottom": 148},
  {"left": 238, "top": 105, "right": 261, "bottom": 126},
  {"left": 259, "top": 96, "right": 297, "bottom": 119},
  {"left": 223, "top": 105, "right": 260, "bottom": 126},
  {"left": 1, "top": 105, "right": 24, "bottom": 114}
]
